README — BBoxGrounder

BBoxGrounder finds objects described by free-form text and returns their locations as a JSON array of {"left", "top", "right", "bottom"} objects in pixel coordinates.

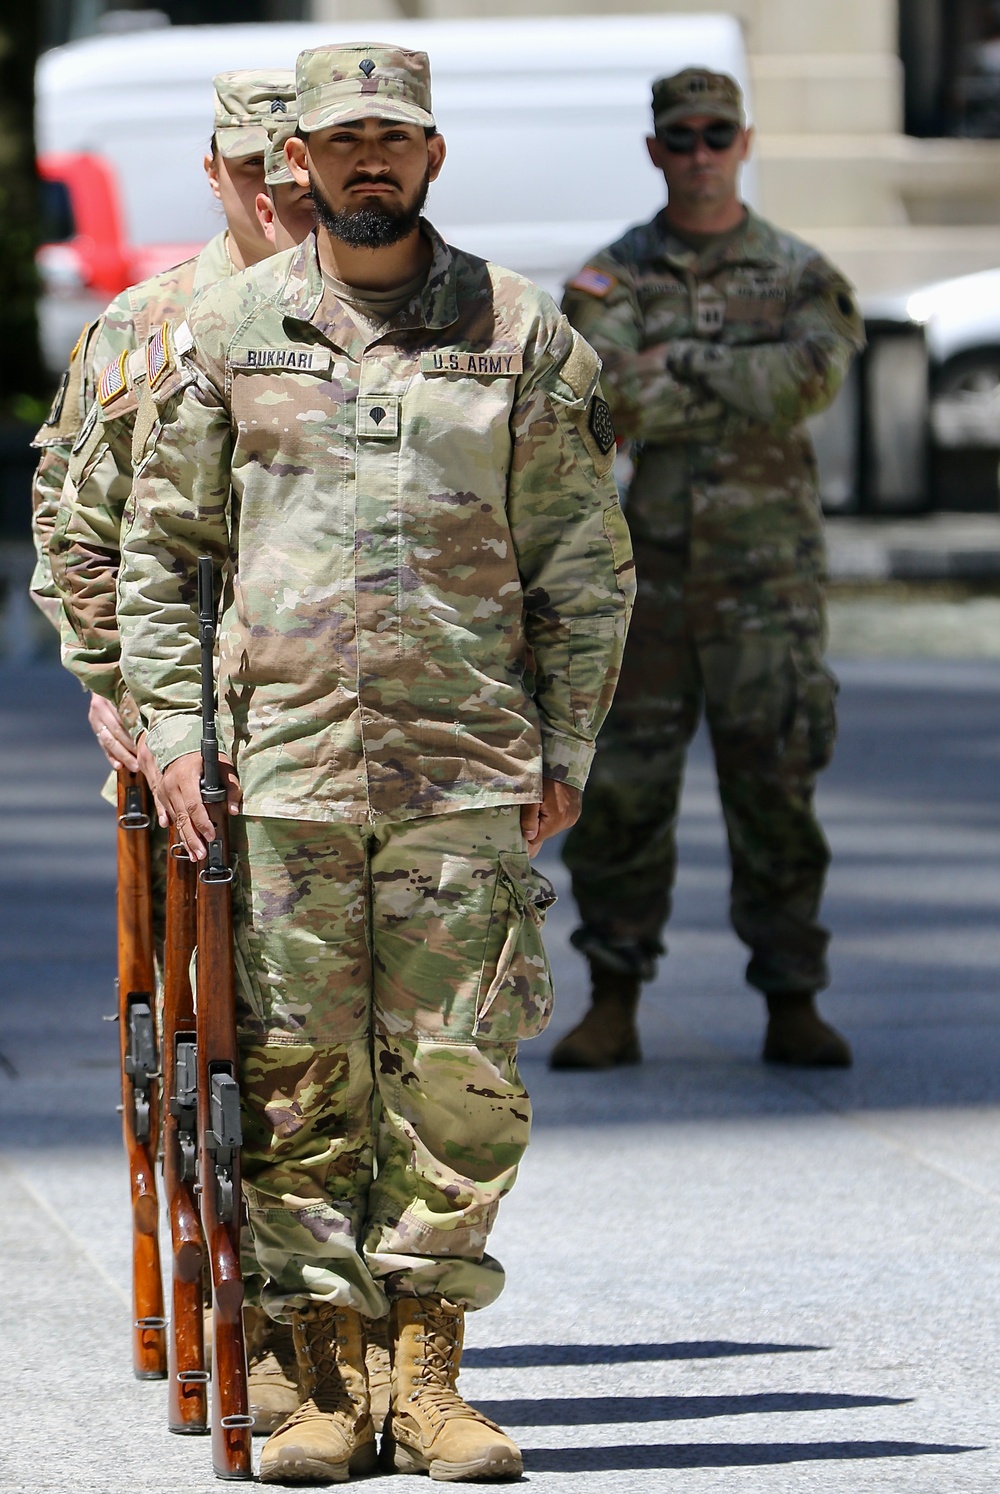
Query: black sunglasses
[{"left": 658, "top": 121, "right": 740, "bottom": 154}]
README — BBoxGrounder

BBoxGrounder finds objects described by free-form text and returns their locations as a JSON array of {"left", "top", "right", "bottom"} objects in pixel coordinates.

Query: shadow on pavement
[
  {"left": 524, "top": 1440, "right": 982, "bottom": 1471},
  {"left": 480, "top": 1392, "right": 910, "bottom": 1426},
  {"left": 464, "top": 1341, "right": 825, "bottom": 1368}
]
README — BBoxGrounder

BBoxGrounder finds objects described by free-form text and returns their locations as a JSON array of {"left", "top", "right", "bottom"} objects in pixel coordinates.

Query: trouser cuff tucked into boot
[
  {"left": 384, "top": 1295, "right": 522, "bottom": 1481},
  {"left": 258, "top": 1303, "right": 377, "bottom": 1484}
]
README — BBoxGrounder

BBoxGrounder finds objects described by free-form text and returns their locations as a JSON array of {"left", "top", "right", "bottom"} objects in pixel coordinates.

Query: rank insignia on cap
[
  {"left": 146, "top": 322, "right": 172, "bottom": 391},
  {"left": 588, "top": 396, "right": 616, "bottom": 455},
  {"left": 359, "top": 58, "right": 376, "bottom": 77},
  {"left": 567, "top": 266, "right": 617, "bottom": 298},
  {"left": 270, "top": 98, "right": 287, "bottom": 112},
  {"left": 97, "top": 351, "right": 129, "bottom": 409}
]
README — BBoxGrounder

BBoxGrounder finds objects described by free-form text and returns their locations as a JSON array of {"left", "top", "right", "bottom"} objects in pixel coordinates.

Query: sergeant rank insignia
[
  {"left": 97, "top": 351, "right": 129, "bottom": 408},
  {"left": 146, "top": 322, "right": 173, "bottom": 390},
  {"left": 589, "top": 396, "right": 616, "bottom": 455}
]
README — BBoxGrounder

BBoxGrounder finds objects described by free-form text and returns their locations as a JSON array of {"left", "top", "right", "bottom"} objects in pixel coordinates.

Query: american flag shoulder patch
[
  {"left": 146, "top": 322, "right": 172, "bottom": 390},
  {"left": 97, "top": 351, "right": 129, "bottom": 408},
  {"left": 567, "top": 266, "right": 618, "bottom": 298}
]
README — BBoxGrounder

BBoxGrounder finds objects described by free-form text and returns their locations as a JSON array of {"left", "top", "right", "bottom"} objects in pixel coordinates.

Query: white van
[{"left": 36, "top": 14, "right": 755, "bottom": 366}]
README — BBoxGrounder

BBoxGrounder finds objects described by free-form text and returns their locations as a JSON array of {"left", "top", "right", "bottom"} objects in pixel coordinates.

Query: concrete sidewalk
[{"left": 3, "top": 659, "right": 1000, "bottom": 1492}]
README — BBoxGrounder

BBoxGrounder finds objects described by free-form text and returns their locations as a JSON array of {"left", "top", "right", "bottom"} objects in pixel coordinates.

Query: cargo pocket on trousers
[
  {"left": 790, "top": 651, "right": 839, "bottom": 773},
  {"left": 473, "top": 852, "right": 557, "bottom": 1043}
]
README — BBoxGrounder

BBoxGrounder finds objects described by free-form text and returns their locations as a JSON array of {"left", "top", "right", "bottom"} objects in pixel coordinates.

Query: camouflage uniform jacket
[
  {"left": 29, "top": 319, "right": 104, "bottom": 629},
  {"left": 48, "top": 231, "right": 234, "bottom": 717},
  {"left": 563, "top": 207, "right": 865, "bottom": 610},
  {"left": 118, "top": 225, "right": 635, "bottom": 824}
]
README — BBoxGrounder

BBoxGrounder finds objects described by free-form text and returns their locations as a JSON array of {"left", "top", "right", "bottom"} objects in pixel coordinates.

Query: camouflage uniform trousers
[
  {"left": 228, "top": 804, "right": 555, "bottom": 1322},
  {"left": 562, "top": 540, "right": 837, "bottom": 996}
]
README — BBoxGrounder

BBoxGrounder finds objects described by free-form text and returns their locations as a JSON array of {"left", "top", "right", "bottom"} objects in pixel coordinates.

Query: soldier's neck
[
  {"left": 663, "top": 198, "right": 747, "bottom": 238},
  {"left": 317, "top": 226, "right": 432, "bottom": 293}
]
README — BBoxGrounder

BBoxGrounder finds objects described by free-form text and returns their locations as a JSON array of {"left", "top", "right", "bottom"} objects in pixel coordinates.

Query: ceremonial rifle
[
  {"left": 196, "top": 556, "right": 253, "bottom": 1480},
  {"left": 163, "top": 824, "right": 209, "bottom": 1434},
  {"left": 116, "top": 767, "right": 167, "bottom": 1379}
]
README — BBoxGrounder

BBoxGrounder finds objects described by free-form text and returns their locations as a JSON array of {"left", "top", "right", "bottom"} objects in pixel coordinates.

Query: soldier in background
[
  {"left": 550, "top": 68, "right": 864, "bottom": 1072},
  {"left": 31, "top": 69, "right": 292, "bottom": 776},
  {"left": 256, "top": 119, "right": 317, "bottom": 253},
  {"left": 119, "top": 42, "right": 632, "bottom": 1484}
]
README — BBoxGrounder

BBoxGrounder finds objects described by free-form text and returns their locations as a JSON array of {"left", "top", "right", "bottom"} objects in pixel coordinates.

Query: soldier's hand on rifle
[
  {"left": 88, "top": 693, "right": 139, "bottom": 772},
  {"left": 521, "top": 778, "right": 581, "bottom": 858},
  {"left": 135, "top": 733, "right": 169, "bottom": 828},
  {"left": 161, "top": 751, "right": 242, "bottom": 860}
]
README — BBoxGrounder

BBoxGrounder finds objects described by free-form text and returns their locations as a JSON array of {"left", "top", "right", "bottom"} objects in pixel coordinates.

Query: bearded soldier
[
  {"left": 550, "top": 69, "right": 864, "bottom": 1072},
  {"left": 118, "top": 42, "right": 633, "bottom": 1484}
]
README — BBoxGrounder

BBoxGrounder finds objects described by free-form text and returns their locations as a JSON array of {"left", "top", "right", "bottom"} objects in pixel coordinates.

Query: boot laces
[
  {"left": 406, "top": 1306, "right": 501, "bottom": 1434},
  {"left": 293, "top": 1308, "right": 360, "bottom": 1418}
]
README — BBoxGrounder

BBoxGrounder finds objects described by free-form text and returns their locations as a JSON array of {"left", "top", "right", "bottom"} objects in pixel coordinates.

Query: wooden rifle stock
[
  {"left": 116, "top": 768, "right": 167, "bottom": 1380},
  {"left": 195, "top": 557, "right": 252, "bottom": 1480},
  {"left": 163, "top": 827, "right": 209, "bottom": 1434}
]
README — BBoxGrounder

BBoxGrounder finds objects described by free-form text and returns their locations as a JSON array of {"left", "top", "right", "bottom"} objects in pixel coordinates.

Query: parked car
[{"left": 36, "top": 149, "right": 199, "bottom": 376}]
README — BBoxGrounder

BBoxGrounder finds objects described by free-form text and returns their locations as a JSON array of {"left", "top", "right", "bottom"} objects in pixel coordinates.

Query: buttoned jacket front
[{"left": 119, "top": 227, "right": 633, "bottom": 825}]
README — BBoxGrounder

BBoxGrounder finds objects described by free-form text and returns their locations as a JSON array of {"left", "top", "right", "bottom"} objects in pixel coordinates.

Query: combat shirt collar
[
  {"left": 654, "top": 205, "right": 780, "bottom": 276},
  {"left": 194, "top": 230, "right": 237, "bottom": 294},
  {"left": 275, "top": 221, "right": 459, "bottom": 346}
]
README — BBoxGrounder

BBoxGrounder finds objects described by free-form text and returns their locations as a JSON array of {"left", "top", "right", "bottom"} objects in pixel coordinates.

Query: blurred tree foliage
[{"left": 0, "top": 7, "right": 48, "bottom": 418}]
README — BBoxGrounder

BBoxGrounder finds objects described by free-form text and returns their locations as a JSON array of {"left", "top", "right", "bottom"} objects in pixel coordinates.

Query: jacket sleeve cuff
[
  {"left": 146, "top": 713, "right": 204, "bottom": 772},
  {"left": 540, "top": 728, "right": 595, "bottom": 793}
]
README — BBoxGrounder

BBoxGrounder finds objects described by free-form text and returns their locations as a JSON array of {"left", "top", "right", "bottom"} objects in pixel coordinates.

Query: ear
[
  {"left": 255, "top": 190, "right": 276, "bottom": 244},
  {"left": 204, "top": 152, "right": 222, "bottom": 201},
  {"left": 645, "top": 135, "right": 668, "bottom": 173},
  {"left": 427, "top": 132, "right": 447, "bottom": 184},
  {"left": 286, "top": 135, "right": 310, "bottom": 188},
  {"left": 739, "top": 124, "right": 754, "bottom": 162}
]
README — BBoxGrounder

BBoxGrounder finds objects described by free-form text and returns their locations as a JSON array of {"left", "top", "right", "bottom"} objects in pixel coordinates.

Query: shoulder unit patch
[
  {"left": 567, "top": 266, "right": 618, "bottom": 298},
  {"left": 588, "top": 396, "right": 616, "bottom": 456}
]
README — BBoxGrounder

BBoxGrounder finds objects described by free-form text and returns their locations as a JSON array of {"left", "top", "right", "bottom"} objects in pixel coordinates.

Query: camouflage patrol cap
[
  {"left": 652, "top": 68, "right": 744, "bottom": 131},
  {"left": 264, "top": 119, "right": 300, "bottom": 186},
  {"left": 213, "top": 70, "right": 296, "bottom": 159},
  {"left": 295, "top": 43, "right": 434, "bottom": 133}
]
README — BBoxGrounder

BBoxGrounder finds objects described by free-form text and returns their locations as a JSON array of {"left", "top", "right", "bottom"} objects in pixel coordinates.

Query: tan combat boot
[
  {"left": 548, "top": 965, "right": 641, "bottom": 1069},
  {"left": 258, "top": 1303, "right": 377, "bottom": 1484},
  {"left": 365, "top": 1315, "right": 391, "bottom": 1434},
  {"left": 383, "top": 1296, "right": 522, "bottom": 1480},
  {"left": 763, "top": 992, "right": 853, "bottom": 1067},
  {"left": 245, "top": 1303, "right": 301, "bottom": 1435}
]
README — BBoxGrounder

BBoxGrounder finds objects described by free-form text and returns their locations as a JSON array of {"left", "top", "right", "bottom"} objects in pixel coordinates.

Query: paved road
[{"left": 3, "top": 657, "right": 1000, "bottom": 1492}]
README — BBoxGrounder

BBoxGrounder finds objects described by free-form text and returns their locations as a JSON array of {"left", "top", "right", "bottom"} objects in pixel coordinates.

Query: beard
[{"left": 309, "top": 166, "right": 430, "bottom": 249}]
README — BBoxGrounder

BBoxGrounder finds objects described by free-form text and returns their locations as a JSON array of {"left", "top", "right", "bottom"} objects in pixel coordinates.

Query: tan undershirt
[{"left": 322, "top": 266, "right": 429, "bottom": 335}]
